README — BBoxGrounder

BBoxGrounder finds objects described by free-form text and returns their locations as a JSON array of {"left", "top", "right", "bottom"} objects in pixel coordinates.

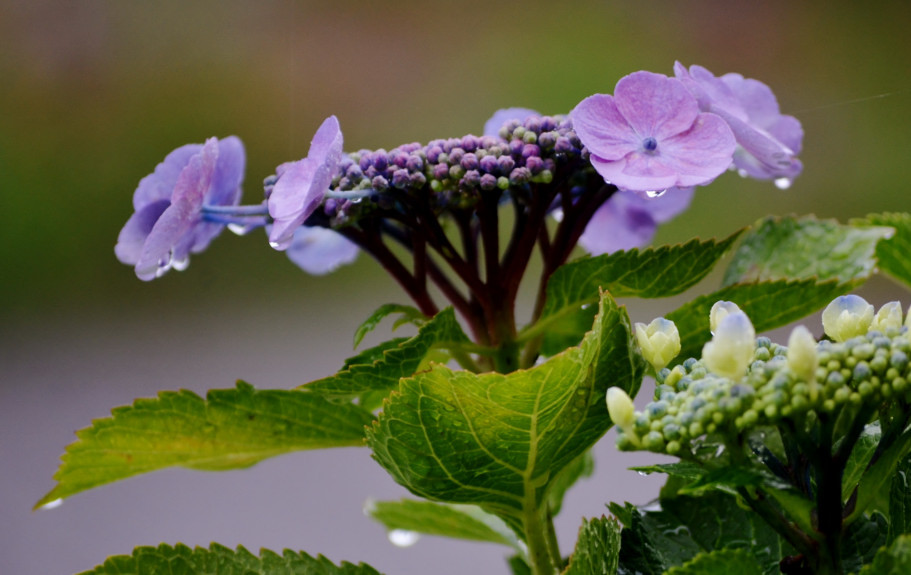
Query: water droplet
[
  {"left": 269, "top": 241, "right": 281, "bottom": 249},
  {"left": 171, "top": 258, "right": 189, "bottom": 271},
  {"left": 388, "top": 529, "right": 420, "bottom": 548},
  {"left": 551, "top": 208, "right": 564, "bottom": 223},
  {"left": 39, "top": 498, "right": 63, "bottom": 510},
  {"left": 228, "top": 223, "right": 252, "bottom": 236},
  {"left": 637, "top": 471, "right": 648, "bottom": 477},
  {"left": 350, "top": 197, "right": 363, "bottom": 204},
  {"left": 715, "top": 445, "right": 726, "bottom": 457},
  {"left": 645, "top": 189, "right": 667, "bottom": 198},
  {"left": 737, "top": 169, "right": 749, "bottom": 178},
  {"left": 774, "top": 177, "right": 792, "bottom": 190}
]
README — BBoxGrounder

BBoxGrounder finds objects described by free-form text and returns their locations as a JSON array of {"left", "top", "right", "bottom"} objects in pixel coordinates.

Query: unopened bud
[
  {"left": 822, "top": 295, "right": 874, "bottom": 342},
  {"left": 606, "top": 387, "right": 635, "bottom": 433},
  {"left": 872, "top": 301, "right": 903, "bottom": 332},
  {"left": 702, "top": 311, "right": 756, "bottom": 379},
  {"left": 634, "top": 318, "right": 681, "bottom": 371},
  {"left": 787, "top": 325, "right": 818, "bottom": 399},
  {"left": 710, "top": 301, "right": 742, "bottom": 335}
]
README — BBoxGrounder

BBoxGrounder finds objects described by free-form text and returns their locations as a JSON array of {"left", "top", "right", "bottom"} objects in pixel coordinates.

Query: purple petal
[
  {"left": 135, "top": 138, "right": 218, "bottom": 280},
  {"left": 114, "top": 199, "right": 169, "bottom": 265},
  {"left": 283, "top": 225, "right": 359, "bottom": 275},
  {"left": 655, "top": 113, "right": 737, "bottom": 187},
  {"left": 613, "top": 72, "right": 700, "bottom": 141},
  {"left": 578, "top": 192, "right": 658, "bottom": 255},
  {"left": 483, "top": 108, "right": 539, "bottom": 137},
  {"left": 132, "top": 144, "right": 202, "bottom": 210},
  {"left": 589, "top": 152, "right": 678, "bottom": 192},
  {"left": 268, "top": 116, "right": 344, "bottom": 250},
  {"left": 572, "top": 94, "right": 640, "bottom": 161}
]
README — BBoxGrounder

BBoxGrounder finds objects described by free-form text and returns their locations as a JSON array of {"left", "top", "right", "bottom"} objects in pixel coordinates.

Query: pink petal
[
  {"left": 614, "top": 71, "right": 699, "bottom": 140},
  {"left": 571, "top": 94, "right": 639, "bottom": 160}
]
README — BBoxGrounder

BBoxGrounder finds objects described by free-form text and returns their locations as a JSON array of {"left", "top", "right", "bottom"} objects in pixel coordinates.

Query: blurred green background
[
  {"left": 3, "top": 1, "right": 910, "bottom": 321},
  {"left": 3, "top": 2, "right": 911, "bottom": 574}
]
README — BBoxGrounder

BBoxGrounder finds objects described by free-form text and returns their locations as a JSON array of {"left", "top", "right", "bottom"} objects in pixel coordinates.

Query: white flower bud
[
  {"left": 822, "top": 295, "right": 874, "bottom": 342},
  {"left": 702, "top": 311, "right": 756, "bottom": 379},
  {"left": 606, "top": 387, "right": 635, "bottom": 433},
  {"left": 787, "top": 325, "right": 818, "bottom": 399},
  {"left": 710, "top": 301, "right": 742, "bottom": 335},
  {"left": 634, "top": 317, "right": 681, "bottom": 371},
  {"left": 872, "top": 301, "right": 904, "bottom": 332}
]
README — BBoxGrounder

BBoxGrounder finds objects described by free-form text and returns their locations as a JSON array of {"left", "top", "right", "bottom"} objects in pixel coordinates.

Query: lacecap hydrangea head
[{"left": 614, "top": 297, "right": 911, "bottom": 457}]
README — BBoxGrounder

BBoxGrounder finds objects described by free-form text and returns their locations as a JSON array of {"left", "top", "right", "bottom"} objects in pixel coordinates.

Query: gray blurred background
[{"left": 3, "top": 2, "right": 911, "bottom": 574}]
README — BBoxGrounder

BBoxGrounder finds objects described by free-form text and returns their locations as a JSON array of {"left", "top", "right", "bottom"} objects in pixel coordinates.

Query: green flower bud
[
  {"left": 822, "top": 295, "right": 874, "bottom": 342},
  {"left": 787, "top": 325, "right": 818, "bottom": 399},
  {"left": 702, "top": 311, "right": 756, "bottom": 379},
  {"left": 606, "top": 387, "right": 635, "bottom": 432},
  {"left": 635, "top": 317, "right": 681, "bottom": 371},
  {"left": 872, "top": 301, "right": 904, "bottom": 333}
]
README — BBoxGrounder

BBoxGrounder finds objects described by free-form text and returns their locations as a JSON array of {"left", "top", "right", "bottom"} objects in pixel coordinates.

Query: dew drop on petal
[
  {"left": 39, "top": 498, "right": 63, "bottom": 510},
  {"left": 228, "top": 223, "right": 251, "bottom": 236},
  {"left": 388, "top": 529, "right": 420, "bottom": 548},
  {"left": 645, "top": 189, "right": 667, "bottom": 198},
  {"left": 171, "top": 258, "right": 189, "bottom": 271},
  {"left": 774, "top": 177, "right": 792, "bottom": 190},
  {"left": 269, "top": 241, "right": 281, "bottom": 249},
  {"left": 550, "top": 207, "right": 564, "bottom": 222},
  {"left": 737, "top": 169, "right": 749, "bottom": 178}
]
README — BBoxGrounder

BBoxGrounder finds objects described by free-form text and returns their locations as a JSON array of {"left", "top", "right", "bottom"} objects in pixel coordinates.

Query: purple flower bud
[
  {"left": 479, "top": 155, "right": 499, "bottom": 173},
  {"left": 540, "top": 117, "right": 556, "bottom": 131},
  {"left": 449, "top": 147, "right": 465, "bottom": 165},
  {"left": 538, "top": 131, "right": 557, "bottom": 149},
  {"left": 364, "top": 165, "right": 378, "bottom": 179},
  {"left": 523, "top": 116, "right": 542, "bottom": 132},
  {"left": 426, "top": 144, "right": 444, "bottom": 163},
  {"left": 509, "top": 167, "right": 531, "bottom": 184},
  {"left": 372, "top": 175, "right": 389, "bottom": 190},
  {"left": 508, "top": 139, "right": 524, "bottom": 155},
  {"left": 497, "top": 155, "right": 515, "bottom": 173},
  {"left": 359, "top": 155, "right": 372, "bottom": 172},
  {"left": 460, "top": 153, "right": 479, "bottom": 171},
  {"left": 346, "top": 164, "right": 363, "bottom": 179},
  {"left": 483, "top": 108, "right": 539, "bottom": 138},
  {"left": 525, "top": 156, "right": 544, "bottom": 174},
  {"left": 521, "top": 144, "right": 541, "bottom": 159},
  {"left": 461, "top": 169, "right": 481, "bottom": 187},
  {"left": 391, "top": 150, "right": 409, "bottom": 168},
  {"left": 405, "top": 155, "right": 424, "bottom": 172},
  {"left": 554, "top": 136, "right": 574, "bottom": 153},
  {"left": 433, "top": 163, "right": 450, "bottom": 180},
  {"left": 371, "top": 150, "right": 388, "bottom": 172},
  {"left": 409, "top": 172, "right": 427, "bottom": 187},
  {"left": 480, "top": 173, "right": 498, "bottom": 190},
  {"left": 392, "top": 169, "right": 410, "bottom": 188},
  {"left": 461, "top": 135, "right": 479, "bottom": 152}
]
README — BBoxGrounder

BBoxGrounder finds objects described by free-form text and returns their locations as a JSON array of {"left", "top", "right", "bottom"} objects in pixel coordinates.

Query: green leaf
[
  {"left": 343, "top": 338, "right": 410, "bottom": 369},
  {"left": 611, "top": 490, "right": 790, "bottom": 575},
  {"left": 563, "top": 516, "right": 621, "bottom": 575},
  {"left": 353, "top": 303, "right": 426, "bottom": 349},
  {"left": 859, "top": 212, "right": 911, "bottom": 289},
  {"left": 36, "top": 382, "right": 374, "bottom": 508},
  {"left": 364, "top": 498, "right": 521, "bottom": 550},
  {"left": 367, "top": 291, "right": 642, "bottom": 535},
  {"left": 859, "top": 534, "right": 911, "bottom": 574},
  {"left": 667, "top": 278, "right": 850, "bottom": 360},
  {"left": 304, "top": 307, "right": 471, "bottom": 398},
  {"left": 666, "top": 548, "right": 764, "bottom": 575},
  {"left": 889, "top": 454, "right": 911, "bottom": 543},
  {"left": 845, "top": 424, "right": 882, "bottom": 500},
  {"left": 851, "top": 430, "right": 911, "bottom": 524},
  {"left": 528, "top": 233, "right": 742, "bottom": 355},
  {"left": 629, "top": 462, "right": 707, "bottom": 482},
  {"left": 547, "top": 450, "right": 594, "bottom": 516},
  {"left": 843, "top": 512, "right": 889, "bottom": 574},
  {"left": 77, "top": 543, "right": 382, "bottom": 575},
  {"left": 722, "top": 215, "right": 891, "bottom": 287}
]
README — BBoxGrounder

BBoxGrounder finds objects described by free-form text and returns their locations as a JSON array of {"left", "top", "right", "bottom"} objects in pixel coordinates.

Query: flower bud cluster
[
  {"left": 615, "top": 302, "right": 911, "bottom": 456},
  {"left": 309, "top": 115, "right": 584, "bottom": 225}
]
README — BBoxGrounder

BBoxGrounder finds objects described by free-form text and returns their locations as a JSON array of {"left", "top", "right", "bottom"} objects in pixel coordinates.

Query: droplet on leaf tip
[{"left": 388, "top": 529, "right": 420, "bottom": 547}]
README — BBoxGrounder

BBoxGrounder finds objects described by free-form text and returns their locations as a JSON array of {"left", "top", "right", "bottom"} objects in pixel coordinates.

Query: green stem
[
  {"left": 544, "top": 507, "right": 564, "bottom": 571},
  {"left": 524, "top": 504, "right": 558, "bottom": 575}
]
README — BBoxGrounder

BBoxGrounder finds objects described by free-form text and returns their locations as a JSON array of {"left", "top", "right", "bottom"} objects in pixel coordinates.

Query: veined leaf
[
  {"left": 850, "top": 430, "right": 911, "bottom": 524},
  {"left": 667, "top": 278, "right": 851, "bottom": 360},
  {"left": 529, "top": 233, "right": 741, "bottom": 355},
  {"left": 889, "top": 454, "right": 911, "bottom": 543},
  {"left": 666, "top": 548, "right": 763, "bottom": 575},
  {"left": 353, "top": 303, "right": 426, "bottom": 349},
  {"left": 859, "top": 534, "right": 911, "bottom": 574},
  {"left": 36, "top": 382, "right": 373, "bottom": 508},
  {"left": 304, "top": 307, "right": 470, "bottom": 398},
  {"left": 77, "top": 543, "right": 382, "bottom": 575},
  {"left": 860, "top": 212, "right": 911, "bottom": 290},
  {"left": 563, "top": 516, "right": 621, "bottom": 575},
  {"left": 367, "top": 291, "right": 643, "bottom": 536},
  {"left": 723, "top": 215, "right": 891, "bottom": 287},
  {"left": 365, "top": 498, "right": 521, "bottom": 551},
  {"left": 843, "top": 512, "right": 889, "bottom": 574}
]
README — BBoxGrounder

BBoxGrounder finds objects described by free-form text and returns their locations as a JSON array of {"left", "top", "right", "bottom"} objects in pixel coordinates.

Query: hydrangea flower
[
  {"left": 115, "top": 136, "right": 246, "bottom": 280},
  {"left": 822, "top": 294, "right": 874, "bottom": 342},
  {"left": 483, "top": 107, "right": 540, "bottom": 138},
  {"left": 635, "top": 317, "right": 681, "bottom": 371},
  {"left": 268, "top": 116, "right": 344, "bottom": 250},
  {"left": 282, "top": 225, "right": 359, "bottom": 275},
  {"left": 702, "top": 310, "right": 756, "bottom": 379},
  {"left": 674, "top": 63, "right": 803, "bottom": 182},
  {"left": 578, "top": 187, "right": 693, "bottom": 254},
  {"left": 571, "top": 71, "right": 736, "bottom": 193}
]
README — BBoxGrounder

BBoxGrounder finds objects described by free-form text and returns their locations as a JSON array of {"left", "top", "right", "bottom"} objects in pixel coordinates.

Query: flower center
[{"left": 642, "top": 137, "right": 658, "bottom": 153}]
